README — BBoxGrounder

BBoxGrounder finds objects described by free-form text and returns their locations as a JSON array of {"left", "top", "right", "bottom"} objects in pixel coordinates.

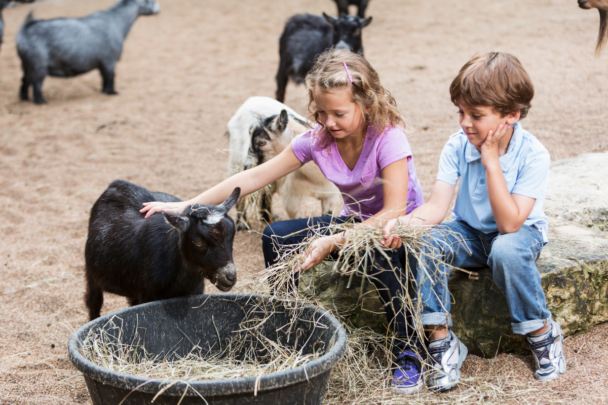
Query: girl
[{"left": 141, "top": 49, "right": 426, "bottom": 393}]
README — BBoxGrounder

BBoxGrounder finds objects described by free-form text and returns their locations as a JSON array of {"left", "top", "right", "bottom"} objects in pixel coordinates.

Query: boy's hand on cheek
[{"left": 481, "top": 123, "right": 510, "bottom": 169}]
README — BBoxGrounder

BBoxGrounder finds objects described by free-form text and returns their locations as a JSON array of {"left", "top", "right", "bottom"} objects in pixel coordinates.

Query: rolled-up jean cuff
[
  {"left": 512, "top": 316, "right": 552, "bottom": 335},
  {"left": 420, "top": 312, "right": 452, "bottom": 328}
]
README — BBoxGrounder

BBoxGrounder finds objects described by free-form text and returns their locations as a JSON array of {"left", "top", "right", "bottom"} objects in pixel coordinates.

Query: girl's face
[
  {"left": 457, "top": 101, "right": 518, "bottom": 149},
  {"left": 314, "top": 87, "right": 366, "bottom": 140}
]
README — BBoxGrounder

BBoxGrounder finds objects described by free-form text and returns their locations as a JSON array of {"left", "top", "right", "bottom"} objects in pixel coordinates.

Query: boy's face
[{"left": 456, "top": 101, "right": 519, "bottom": 150}]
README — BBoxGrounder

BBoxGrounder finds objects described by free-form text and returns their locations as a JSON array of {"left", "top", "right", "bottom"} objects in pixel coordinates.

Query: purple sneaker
[{"left": 392, "top": 350, "right": 424, "bottom": 394}]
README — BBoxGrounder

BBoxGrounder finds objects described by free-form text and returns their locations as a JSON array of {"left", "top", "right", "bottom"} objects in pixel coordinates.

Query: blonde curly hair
[{"left": 305, "top": 49, "right": 405, "bottom": 147}]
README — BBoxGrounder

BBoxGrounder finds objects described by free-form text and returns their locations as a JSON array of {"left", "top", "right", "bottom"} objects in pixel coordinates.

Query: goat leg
[
  {"left": 19, "top": 76, "right": 29, "bottom": 101},
  {"left": 260, "top": 191, "right": 273, "bottom": 224},
  {"left": 275, "top": 64, "right": 289, "bottom": 103},
  {"left": 358, "top": 0, "right": 370, "bottom": 18},
  {"left": 100, "top": 64, "right": 118, "bottom": 95},
  {"left": 85, "top": 273, "right": 104, "bottom": 320},
  {"left": 32, "top": 79, "right": 46, "bottom": 104}
]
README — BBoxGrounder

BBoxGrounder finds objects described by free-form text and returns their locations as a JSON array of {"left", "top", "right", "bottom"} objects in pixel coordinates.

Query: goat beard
[{"left": 597, "top": 8, "right": 608, "bottom": 56}]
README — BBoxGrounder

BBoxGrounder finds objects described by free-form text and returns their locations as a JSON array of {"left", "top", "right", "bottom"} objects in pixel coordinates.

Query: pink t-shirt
[{"left": 291, "top": 125, "right": 424, "bottom": 220}]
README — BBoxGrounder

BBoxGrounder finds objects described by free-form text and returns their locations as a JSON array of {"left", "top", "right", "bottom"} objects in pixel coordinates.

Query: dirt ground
[{"left": 0, "top": 0, "right": 607, "bottom": 403}]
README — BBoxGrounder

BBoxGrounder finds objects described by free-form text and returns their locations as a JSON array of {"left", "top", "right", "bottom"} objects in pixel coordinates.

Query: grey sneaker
[
  {"left": 527, "top": 320, "right": 566, "bottom": 382},
  {"left": 427, "top": 330, "right": 468, "bottom": 391}
]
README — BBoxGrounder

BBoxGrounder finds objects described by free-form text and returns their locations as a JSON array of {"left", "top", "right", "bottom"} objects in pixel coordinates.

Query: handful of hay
[{"left": 257, "top": 219, "right": 460, "bottom": 297}]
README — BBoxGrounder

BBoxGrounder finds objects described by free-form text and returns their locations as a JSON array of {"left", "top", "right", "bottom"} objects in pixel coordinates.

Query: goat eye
[
  {"left": 257, "top": 140, "right": 267, "bottom": 146},
  {"left": 355, "top": 30, "right": 361, "bottom": 36}
]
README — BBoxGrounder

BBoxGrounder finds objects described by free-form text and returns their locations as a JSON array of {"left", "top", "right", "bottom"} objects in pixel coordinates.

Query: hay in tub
[{"left": 79, "top": 314, "right": 322, "bottom": 383}]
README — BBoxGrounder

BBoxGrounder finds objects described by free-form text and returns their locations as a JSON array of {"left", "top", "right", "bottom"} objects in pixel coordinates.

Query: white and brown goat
[
  {"left": 249, "top": 110, "right": 343, "bottom": 224},
  {"left": 225, "top": 97, "right": 342, "bottom": 229}
]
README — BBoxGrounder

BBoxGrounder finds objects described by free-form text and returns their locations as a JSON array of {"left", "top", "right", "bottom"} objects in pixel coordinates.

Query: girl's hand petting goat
[{"left": 141, "top": 200, "right": 190, "bottom": 218}]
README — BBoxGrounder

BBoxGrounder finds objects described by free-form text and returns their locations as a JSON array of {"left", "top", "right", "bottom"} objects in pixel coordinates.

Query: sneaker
[
  {"left": 427, "top": 330, "right": 468, "bottom": 392},
  {"left": 392, "top": 350, "right": 424, "bottom": 394},
  {"left": 527, "top": 320, "right": 566, "bottom": 382}
]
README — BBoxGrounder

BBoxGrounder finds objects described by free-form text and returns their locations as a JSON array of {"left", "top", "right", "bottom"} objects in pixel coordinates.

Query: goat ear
[
  {"left": 163, "top": 212, "right": 190, "bottom": 233},
  {"left": 323, "top": 12, "right": 337, "bottom": 25},
  {"left": 359, "top": 16, "right": 372, "bottom": 27},
  {"left": 277, "top": 110, "right": 289, "bottom": 132},
  {"left": 220, "top": 187, "right": 241, "bottom": 212}
]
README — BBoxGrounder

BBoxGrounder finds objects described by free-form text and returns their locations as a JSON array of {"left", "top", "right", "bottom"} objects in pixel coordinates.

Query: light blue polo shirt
[{"left": 437, "top": 121, "right": 550, "bottom": 243}]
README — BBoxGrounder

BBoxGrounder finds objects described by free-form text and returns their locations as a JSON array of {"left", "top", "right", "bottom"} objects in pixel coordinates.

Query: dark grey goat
[
  {"left": 275, "top": 13, "right": 372, "bottom": 103},
  {"left": 16, "top": 0, "right": 160, "bottom": 104},
  {"left": 84, "top": 180, "right": 240, "bottom": 320},
  {"left": 333, "top": 0, "right": 370, "bottom": 18},
  {"left": 0, "top": 0, "right": 34, "bottom": 52}
]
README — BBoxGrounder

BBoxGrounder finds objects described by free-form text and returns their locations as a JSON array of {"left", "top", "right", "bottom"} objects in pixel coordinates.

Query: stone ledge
[{"left": 544, "top": 152, "right": 608, "bottom": 230}]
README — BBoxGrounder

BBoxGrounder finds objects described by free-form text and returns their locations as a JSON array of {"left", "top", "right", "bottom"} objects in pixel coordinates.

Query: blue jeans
[
  {"left": 262, "top": 216, "right": 424, "bottom": 354},
  {"left": 411, "top": 220, "right": 551, "bottom": 335}
]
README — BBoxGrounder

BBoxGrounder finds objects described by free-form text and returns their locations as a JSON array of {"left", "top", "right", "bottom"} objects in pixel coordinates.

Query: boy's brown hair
[{"left": 450, "top": 52, "right": 534, "bottom": 119}]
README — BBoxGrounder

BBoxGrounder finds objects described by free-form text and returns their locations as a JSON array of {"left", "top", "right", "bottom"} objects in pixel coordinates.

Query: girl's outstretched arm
[{"left": 140, "top": 145, "right": 304, "bottom": 218}]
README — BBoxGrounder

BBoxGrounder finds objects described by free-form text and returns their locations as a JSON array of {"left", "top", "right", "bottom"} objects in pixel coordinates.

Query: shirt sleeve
[
  {"left": 436, "top": 136, "right": 462, "bottom": 185},
  {"left": 290, "top": 130, "right": 315, "bottom": 164},
  {"left": 377, "top": 127, "right": 411, "bottom": 170},
  {"left": 512, "top": 147, "right": 551, "bottom": 200}
]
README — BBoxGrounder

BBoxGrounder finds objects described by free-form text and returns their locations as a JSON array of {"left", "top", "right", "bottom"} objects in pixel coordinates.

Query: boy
[{"left": 383, "top": 52, "right": 566, "bottom": 393}]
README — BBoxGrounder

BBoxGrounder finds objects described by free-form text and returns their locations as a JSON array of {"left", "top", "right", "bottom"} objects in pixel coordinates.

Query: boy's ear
[{"left": 506, "top": 110, "right": 521, "bottom": 125}]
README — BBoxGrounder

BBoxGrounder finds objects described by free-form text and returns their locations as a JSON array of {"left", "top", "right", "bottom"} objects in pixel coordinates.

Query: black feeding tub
[{"left": 68, "top": 294, "right": 347, "bottom": 405}]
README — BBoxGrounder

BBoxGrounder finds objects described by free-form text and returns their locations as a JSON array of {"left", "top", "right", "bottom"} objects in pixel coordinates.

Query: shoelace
[
  {"left": 529, "top": 334, "right": 558, "bottom": 363},
  {"left": 428, "top": 340, "right": 449, "bottom": 366}
]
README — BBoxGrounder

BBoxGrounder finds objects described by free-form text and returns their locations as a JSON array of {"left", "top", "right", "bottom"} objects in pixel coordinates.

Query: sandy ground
[{"left": 0, "top": 0, "right": 607, "bottom": 403}]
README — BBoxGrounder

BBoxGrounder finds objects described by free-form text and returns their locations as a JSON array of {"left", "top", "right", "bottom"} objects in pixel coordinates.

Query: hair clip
[{"left": 343, "top": 62, "right": 353, "bottom": 84}]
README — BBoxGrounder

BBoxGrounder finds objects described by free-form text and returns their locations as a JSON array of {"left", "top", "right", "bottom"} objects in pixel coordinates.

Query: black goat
[
  {"left": 275, "top": 13, "right": 372, "bottom": 103},
  {"left": 84, "top": 180, "right": 240, "bottom": 320},
  {"left": 16, "top": 0, "right": 160, "bottom": 104},
  {"left": 333, "top": 0, "right": 370, "bottom": 18},
  {"left": 0, "top": 0, "right": 34, "bottom": 52}
]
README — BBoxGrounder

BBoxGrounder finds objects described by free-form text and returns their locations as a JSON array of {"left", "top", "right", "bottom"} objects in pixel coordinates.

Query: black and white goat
[
  {"left": 16, "top": 0, "right": 160, "bottom": 104},
  {"left": 84, "top": 180, "right": 240, "bottom": 320},
  {"left": 226, "top": 97, "right": 342, "bottom": 229},
  {"left": 275, "top": 13, "right": 372, "bottom": 103}
]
